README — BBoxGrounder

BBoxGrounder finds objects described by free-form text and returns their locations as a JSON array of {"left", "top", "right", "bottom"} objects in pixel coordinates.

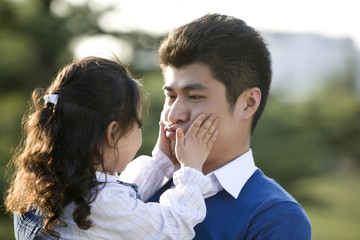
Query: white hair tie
[{"left": 44, "top": 94, "right": 59, "bottom": 105}]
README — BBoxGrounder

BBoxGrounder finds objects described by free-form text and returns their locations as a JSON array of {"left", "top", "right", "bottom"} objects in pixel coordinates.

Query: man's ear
[
  {"left": 238, "top": 87, "right": 261, "bottom": 119},
  {"left": 105, "top": 121, "right": 118, "bottom": 148}
]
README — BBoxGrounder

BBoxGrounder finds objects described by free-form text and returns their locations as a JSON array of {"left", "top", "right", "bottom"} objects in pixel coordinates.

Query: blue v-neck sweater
[{"left": 148, "top": 169, "right": 311, "bottom": 240}]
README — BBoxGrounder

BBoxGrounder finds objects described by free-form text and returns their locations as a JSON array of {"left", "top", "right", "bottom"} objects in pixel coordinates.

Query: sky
[
  {"left": 60, "top": 0, "right": 359, "bottom": 99},
  {"left": 64, "top": 0, "right": 360, "bottom": 49}
]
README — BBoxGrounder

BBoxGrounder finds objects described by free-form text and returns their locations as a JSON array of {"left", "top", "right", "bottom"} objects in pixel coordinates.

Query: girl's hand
[
  {"left": 156, "top": 121, "right": 178, "bottom": 165},
  {"left": 175, "top": 114, "right": 218, "bottom": 171}
]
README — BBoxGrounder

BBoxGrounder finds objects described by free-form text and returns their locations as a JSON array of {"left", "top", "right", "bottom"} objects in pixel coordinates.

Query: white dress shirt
[
  {"left": 122, "top": 148, "right": 258, "bottom": 200},
  {"left": 203, "top": 149, "right": 258, "bottom": 199},
  {"left": 51, "top": 149, "right": 211, "bottom": 240}
]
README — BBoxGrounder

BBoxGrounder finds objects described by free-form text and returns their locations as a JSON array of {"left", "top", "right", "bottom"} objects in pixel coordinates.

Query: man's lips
[{"left": 164, "top": 125, "right": 179, "bottom": 139}]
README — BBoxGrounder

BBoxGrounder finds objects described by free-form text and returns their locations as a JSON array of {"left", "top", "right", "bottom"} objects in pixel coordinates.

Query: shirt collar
[
  {"left": 210, "top": 149, "right": 257, "bottom": 199},
  {"left": 95, "top": 171, "right": 119, "bottom": 183}
]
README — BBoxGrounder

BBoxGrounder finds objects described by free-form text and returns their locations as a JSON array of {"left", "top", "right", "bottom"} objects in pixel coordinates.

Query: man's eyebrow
[
  {"left": 162, "top": 83, "right": 208, "bottom": 92},
  {"left": 162, "top": 85, "right": 173, "bottom": 91}
]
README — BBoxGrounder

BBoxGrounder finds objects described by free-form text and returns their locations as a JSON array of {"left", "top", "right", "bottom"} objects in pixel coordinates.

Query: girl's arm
[
  {"left": 89, "top": 167, "right": 210, "bottom": 240},
  {"left": 119, "top": 148, "right": 176, "bottom": 202},
  {"left": 119, "top": 121, "right": 178, "bottom": 202}
]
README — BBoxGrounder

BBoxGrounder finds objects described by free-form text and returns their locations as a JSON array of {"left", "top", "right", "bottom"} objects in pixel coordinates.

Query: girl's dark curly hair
[{"left": 5, "top": 56, "right": 143, "bottom": 237}]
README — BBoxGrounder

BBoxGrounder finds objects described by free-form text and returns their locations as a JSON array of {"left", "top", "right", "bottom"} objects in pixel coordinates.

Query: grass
[
  {"left": 298, "top": 174, "right": 360, "bottom": 240},
  {"left": 1, "top": 174, "right": 359, "bottom": 239},
  {"left": 0, "top": 214, "right": 14, "bottom": 240}
]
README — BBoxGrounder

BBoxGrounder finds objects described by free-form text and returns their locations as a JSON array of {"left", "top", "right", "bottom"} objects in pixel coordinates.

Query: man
[{"left": 137, "top": 13, "right": 311, "bottom": 239}]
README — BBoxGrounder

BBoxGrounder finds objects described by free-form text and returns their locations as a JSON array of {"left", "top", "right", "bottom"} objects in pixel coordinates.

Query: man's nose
[{"left": 167, "top": 98, "right": 190, "bottom": 124}]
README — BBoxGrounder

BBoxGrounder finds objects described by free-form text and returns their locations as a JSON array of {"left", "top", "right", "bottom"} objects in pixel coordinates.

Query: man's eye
[
  {"left": 189, "top": 95, "right": 203, "bottom": 100},
  {"left": 166, "top": 95, "right": 176, "bottom": 101}
]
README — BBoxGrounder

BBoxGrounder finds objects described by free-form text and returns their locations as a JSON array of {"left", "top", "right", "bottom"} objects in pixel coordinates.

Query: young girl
[{"left": 5, "top": 57, "right": 218, "bottom": 239}]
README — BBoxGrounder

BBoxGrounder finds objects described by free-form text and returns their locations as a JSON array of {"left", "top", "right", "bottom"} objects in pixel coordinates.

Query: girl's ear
[{"left": 105, "top": 121, "right": 118, "bottom": 148}]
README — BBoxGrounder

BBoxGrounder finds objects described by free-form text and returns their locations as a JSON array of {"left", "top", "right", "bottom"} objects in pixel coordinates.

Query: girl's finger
[
  {"left": 159, "top": 121, "right": 165, "bottom": 131},
  {"left": 206, "top": 129, "right": 218, "bottom": 149},
  {"left": 175, "top": 128, "right": 185, "bottom": 149},
  {"left": 202, "top": 118, "right": 218, "bottom": 143},
  {"left": 186, "top": 114, "right": 205, "bottom": 138},
  {"left": 197, "top": 114, "right": 216, "bottom": 139}
]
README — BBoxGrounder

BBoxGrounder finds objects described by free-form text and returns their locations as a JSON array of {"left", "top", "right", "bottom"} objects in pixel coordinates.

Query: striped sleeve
[
  {"left": 119, "top": 148, "right": 176, "bottom": 202},
  {"left": 87, "top": 167, "right": 210, "bottom": 240}
]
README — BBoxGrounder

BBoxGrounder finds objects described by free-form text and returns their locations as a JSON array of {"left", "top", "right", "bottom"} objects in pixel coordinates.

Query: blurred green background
[{"left": 1, "top": 0, "right": 359, "bottom": 239}]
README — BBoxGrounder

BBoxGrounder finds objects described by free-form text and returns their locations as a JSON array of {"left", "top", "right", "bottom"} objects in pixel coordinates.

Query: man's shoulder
[
  {"left": 243, "top": 169, "right": 297, "bottom": 203},
  {"left": 243, "top": 170, "right": 312, "bottom": 239}
]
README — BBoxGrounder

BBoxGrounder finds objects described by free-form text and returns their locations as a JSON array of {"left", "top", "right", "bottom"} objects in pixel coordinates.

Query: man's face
[{"left": 162, "top": 63, "right": 244, "bottom": 171}]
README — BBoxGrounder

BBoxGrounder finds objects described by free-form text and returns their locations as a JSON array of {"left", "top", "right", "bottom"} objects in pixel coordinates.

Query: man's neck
[{"left": 202, "top": 146, "right": 250, "bottom": 175}]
